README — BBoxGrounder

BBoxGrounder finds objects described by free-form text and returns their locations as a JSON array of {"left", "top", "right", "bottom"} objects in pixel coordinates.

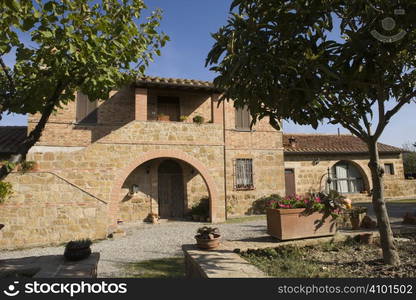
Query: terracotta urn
[{"left": 195, "top": 234, "right": 221, "bottom": 250}]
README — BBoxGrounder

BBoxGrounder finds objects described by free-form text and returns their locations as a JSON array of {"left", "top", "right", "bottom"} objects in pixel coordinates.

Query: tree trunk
[
  {"left": 367, "top": 140, "right": 400, "bottom": 265},
  {"left": 0, "top": 98, "right": 59, "bottom": 180}
]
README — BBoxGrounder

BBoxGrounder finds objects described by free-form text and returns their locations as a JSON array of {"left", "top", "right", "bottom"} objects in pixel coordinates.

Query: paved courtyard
[{"left": 0, "top": 219, "right": 268, "bottom": 277}]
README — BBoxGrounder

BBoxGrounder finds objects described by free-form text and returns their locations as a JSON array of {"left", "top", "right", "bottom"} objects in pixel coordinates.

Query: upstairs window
[
  {"left": 157, "top": 96, "right": 180, "bottom": 121},
  {"left": 385, "top": 163, "right": 395, "bottom": 175},
  {"left": 76, "top": 92, "right": 97, "bottom": 123},
  {"left": 234, "top": 158, "right": 254, "bottom": 190},
  {"left": 235, "top": 106, "right": 251, "bottom": 130}
]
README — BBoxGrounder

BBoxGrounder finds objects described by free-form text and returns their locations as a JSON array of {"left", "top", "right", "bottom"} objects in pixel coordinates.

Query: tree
[
  {"left": 207, "top": 0, "right": 416, "bottom": 265},
  {"left": 0, "top": 0, "right": 168, "bottom": 178}
]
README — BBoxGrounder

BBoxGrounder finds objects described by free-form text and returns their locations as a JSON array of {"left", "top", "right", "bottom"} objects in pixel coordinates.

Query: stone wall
[
  {"left": 8, "top": 86, "right": 285, "bottom": 250},
  {"left": 223, "top": 101, "right": 285, "bottom": 216},
  {"left": 284, "top": 153, "right": 414, "bottom": 202},
  {"left": 385, "top": 179, "right": 416, "bottom": 199},
  {"left": 0, "top": 172, "right": 108, "bottom": 250}
]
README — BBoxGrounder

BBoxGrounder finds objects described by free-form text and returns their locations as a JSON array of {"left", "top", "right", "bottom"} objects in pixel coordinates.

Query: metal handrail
[{"left": 12, "top": 171, "right": 108, "bottom": 204}]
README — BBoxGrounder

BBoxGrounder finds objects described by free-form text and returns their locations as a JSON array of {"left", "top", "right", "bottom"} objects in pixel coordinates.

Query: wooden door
[
  {"left": 285, "top": 169, "right": 296, "bottom": 197},
  {"left": 158, "top": 160, "right": 184, "bottom": 218}
]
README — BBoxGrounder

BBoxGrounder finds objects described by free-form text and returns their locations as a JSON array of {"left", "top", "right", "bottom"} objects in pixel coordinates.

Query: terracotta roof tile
[
  {"left": 0, "top": 126, "right": 27, "bottom": 153},
  {"left": 283, "top": 134, "right": 402, "bottom": 154},
  {"left": 135, "top": 76, "right": 221, "bottom": 92}
]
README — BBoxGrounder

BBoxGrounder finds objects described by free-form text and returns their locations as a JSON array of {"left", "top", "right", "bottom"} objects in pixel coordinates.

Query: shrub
[
  {"left": 0, "top": 181, "right": 13, "bottom": 204},
  {"left": 192, "top": 115, "right": 204, "bottom": 124},
  {"left": 64, "top": 239, "right": 92, "bottom": 261},
  {"left": 249, "top": 194, "right": 282, "bottom": 214},
  {"left": 190, "top": 197, "right": 209, "bottom": 217}
]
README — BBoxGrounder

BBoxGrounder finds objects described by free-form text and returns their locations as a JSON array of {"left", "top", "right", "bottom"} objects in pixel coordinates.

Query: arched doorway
[
  {"left": 110, "top": 149, "right": 222, "bottom": 224},
  {"left": 158, "top": 160, "right": 185, "bottom": 219}
]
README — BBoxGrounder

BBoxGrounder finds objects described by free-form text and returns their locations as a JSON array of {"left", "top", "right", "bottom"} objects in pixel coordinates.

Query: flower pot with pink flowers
[{"left": 266, "top": 191, "right": 346, "bottom": 240}]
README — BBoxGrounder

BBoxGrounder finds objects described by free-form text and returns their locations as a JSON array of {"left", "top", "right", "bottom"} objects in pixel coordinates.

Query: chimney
[{"left": 288, "top": 136, "right": 297, "bottom": 148}]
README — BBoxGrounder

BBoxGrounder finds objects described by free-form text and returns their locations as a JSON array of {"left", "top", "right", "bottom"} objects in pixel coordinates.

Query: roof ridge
[
  {"left": 138, "top": 75, "right": 213, "bottom": 84},
  {"left": 283, "top": 133, "right": 354, "bottom": 136}
]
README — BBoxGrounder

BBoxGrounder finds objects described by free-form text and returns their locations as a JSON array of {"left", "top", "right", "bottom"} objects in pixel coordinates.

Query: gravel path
[{"left": 0, "top": 219, "right": 267, "bottom": 277}]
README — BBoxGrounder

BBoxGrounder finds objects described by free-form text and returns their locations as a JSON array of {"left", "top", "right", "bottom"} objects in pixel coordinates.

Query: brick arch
[
  {"left": 109, "top": 149, "right": 220, "bottom": 224},
  {"left": 329, "top": 160, "right": 371, "bottom": 192}
]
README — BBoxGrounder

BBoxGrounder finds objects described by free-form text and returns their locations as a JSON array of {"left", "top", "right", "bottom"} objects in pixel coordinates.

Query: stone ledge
[
  {"left": 182, "top": 245, "right": 268, "bottom": 278},
  {"left": 183, "top": 225, "right": 416, "bottom": 278},
  {"left": 0, "top": 253, "right": 99, "bottom": 278}
]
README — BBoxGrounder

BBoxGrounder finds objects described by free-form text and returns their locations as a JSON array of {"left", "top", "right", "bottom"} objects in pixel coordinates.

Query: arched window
[{"left": 330, "top": 161, "right": 364, "bottom": 194}]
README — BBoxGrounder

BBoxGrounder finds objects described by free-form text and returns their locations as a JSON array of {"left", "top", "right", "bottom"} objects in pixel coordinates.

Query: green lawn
[
  {"left": 224, "top": 215, "right": 266, "bottom": 224},
  {"left": 388, "top": 199, "right": 416, "bottom": 203},
  {"left": 120, "top": 257, "right": 185, "bottom": 278}
]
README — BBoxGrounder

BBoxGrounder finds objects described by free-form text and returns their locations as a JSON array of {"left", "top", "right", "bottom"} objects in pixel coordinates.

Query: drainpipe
[{"left": 222, "top": 99, "right": 228, "bottom": 220}]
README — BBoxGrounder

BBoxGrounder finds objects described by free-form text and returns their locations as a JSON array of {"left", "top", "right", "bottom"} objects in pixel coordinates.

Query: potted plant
[
  {"left": 347, "top": 206, "right": 368, "bottom": 230},
  {"left": 157, "top": 113, "right": 170, "bottom": 121},
  {"left": 192, "top": 115, "right": 204, "bottom": 124},
  {"left": 266, "top": 191, "right": 344, "bottom": 240},
  {"left": 195, "top": 227, "right": 221, "bottom": 250},
  {"left": 18, "top": 161, "right": 39, "bottom": 173},
  {"left": 64, "top": 239, "right": 92, "bottom": 261},
  {"left": 179, "top": 115, "right": 188, "bottom": 122}
]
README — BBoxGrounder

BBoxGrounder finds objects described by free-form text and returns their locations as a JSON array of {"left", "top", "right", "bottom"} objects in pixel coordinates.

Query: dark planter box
[{"left": 266, "top": 208, "right": 336, "bottom": 240}]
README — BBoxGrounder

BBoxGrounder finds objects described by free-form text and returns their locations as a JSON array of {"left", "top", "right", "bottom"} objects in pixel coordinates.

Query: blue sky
[{"left": 1, "top": 0, "right": 415, "bottom": 147}]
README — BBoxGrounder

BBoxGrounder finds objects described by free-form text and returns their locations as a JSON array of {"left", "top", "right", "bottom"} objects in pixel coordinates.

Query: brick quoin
[{"left": 109, "top": 149, "right": 221, "bottom": 224}]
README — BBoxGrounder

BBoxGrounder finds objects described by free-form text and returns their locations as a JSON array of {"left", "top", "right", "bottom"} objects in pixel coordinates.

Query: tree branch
[
  {"left": 0, "top": 57, "right": 15, "bottom": 91},
  {"left": 0, "top": 79, "right": 67, "bottom": 180},
  {"left": 374, "top": 91, "right": 416, "bottom": 139}
]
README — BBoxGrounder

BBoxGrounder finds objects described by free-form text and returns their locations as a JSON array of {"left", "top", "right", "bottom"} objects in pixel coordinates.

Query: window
[
  {"left": 234, "top": 159, "right": 254, "bottom": 190},
  {"left": 385, "top": 163, "right": 395, "bottom": 175},
  {"left": 76, "top": 92, "right": 97, "bottom": 123},
  {"left": 329, "top": 162, "right": 364, "bottom": 194},
  {"left": 157, "top": 96, "right": 180, "bottom": 121},
  {"left": 235, "top": 106, "right": 251, "bottom": 130}
]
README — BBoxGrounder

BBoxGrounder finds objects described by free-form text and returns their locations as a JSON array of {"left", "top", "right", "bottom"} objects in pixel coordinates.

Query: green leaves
[
  {"left": 207, "top": 0, "right": 416, "bottom": 140},
  {"left": 5, "top": 0, "right": 20, "bottom": 11},
  {"left": 1, "top": 0, "right": 168, "bottom": 117}
]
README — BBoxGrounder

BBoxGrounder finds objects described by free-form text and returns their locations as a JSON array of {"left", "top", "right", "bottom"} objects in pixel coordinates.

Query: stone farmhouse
[{"left": 0, "top": 76, "right": 415, "bottom": 250}]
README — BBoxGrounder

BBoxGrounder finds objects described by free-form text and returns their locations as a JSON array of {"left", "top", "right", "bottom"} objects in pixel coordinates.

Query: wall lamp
[{"left": 312, "top": 158, "right": 320, "bottom": 166}]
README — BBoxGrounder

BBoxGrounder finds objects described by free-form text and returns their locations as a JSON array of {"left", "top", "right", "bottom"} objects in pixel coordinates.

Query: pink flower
[{"left": 315, "top": 197, "right": 321, "bottom": 203}]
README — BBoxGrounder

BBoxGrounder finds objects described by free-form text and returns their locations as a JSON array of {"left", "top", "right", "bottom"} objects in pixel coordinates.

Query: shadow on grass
[{"left": 120, "top": 257, "right": 185, "bottom": 278}]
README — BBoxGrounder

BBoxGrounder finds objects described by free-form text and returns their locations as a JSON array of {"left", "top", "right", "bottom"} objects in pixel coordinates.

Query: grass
[
  {"left": 240, "top": 234, "right": 416, "bottom": 278},
  {"left": 120, "top": 257, "right": 185, "bottom": 278},
  {"left": 240, "top": 243, "right": 348, "bottom": 278},
  {"left": 388, "top": 199, "right": 416, "bottom": 203},
  {"left": 225, "top": 215, "right": 266, "bottom": 224}
]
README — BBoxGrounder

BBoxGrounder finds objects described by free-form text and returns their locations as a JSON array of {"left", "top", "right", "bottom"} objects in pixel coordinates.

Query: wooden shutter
[
  {"left": 235, "top": 106, "right": 250, "bottom": 130},
  {"left": 76, "top": 92, "right": 97, "bottom": 123}
]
